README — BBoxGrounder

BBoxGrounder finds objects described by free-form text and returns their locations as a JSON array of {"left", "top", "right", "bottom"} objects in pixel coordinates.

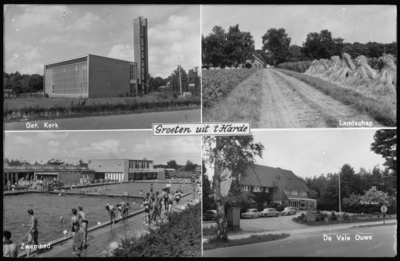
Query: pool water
[
  {"left": 3, "top": 193, "right": 142, "bottom": 248},
  {"left": 66, "top": 182, "right": 195, "bottom": 198}
]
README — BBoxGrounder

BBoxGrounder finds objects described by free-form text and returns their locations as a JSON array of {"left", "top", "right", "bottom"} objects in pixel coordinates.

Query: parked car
[
  {"left": 281, "top": 207, "right": 297, "bottom": 216},
  {"left": 241, "top": 208, "right": 260, "bottom": 219},
  {"left": 260, "top": 208, "right": 280, "bottom": 217},
  {"left": 203, "top": 210, "right": 217, "bottom": 221}
]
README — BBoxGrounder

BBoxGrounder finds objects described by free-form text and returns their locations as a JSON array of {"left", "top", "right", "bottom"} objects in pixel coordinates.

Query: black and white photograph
[
  {"left": 202, "top": 129, "right": 396, "bottom": 257},
  {"left": 3, "top": 131, "right": 202, "bottom": 257},
  {"left": 4, "top": 5, "right": 201, "bottom": 130},
  {"left": 202, "top": 5, "right": 396, "bottom": 128}
]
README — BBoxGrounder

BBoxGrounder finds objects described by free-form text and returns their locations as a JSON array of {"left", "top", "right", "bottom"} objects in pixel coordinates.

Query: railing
[{"left": 128, "top": 168, "right": 154, "bottom": 172}]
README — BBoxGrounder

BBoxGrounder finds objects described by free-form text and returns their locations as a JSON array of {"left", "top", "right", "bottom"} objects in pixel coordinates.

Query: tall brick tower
[{"left": 133, "top": 16, "right": 149, "bottom": 95}]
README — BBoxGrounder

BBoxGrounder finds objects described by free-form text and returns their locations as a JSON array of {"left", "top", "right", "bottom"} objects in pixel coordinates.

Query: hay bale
[
  {"left": 304, "top": 59, "right": 320, "bottom": 74},
  {"left": 368, "top": 54, "right": 397, "bottom": 97},
  {"left": 313, "top": 59, "right": 332, "bottom": 75},
  {"left": 322, "top": 56, "right": 342, "bottom": 78},
  {"left": 346, "top": 55, "right": 377, "bottom": 88},
  {"left": 328, "top": 53, "right": 356, "bottom": 83}
]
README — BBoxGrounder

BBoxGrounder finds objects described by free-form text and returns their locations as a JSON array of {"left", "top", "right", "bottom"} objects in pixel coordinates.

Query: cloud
[
  {"left": 77, "top": 139, "right": 123, "bottom": 156},
  {"left": 14, "top": 136, "right": 33, "bottom": 145},
  {"left": 74, "top": 12, "right": 100, "bottom": 30},
  {"left": 24, "top": 48, "right": 41, "bottom": 61},
  {"left": 37, "top": 132, "right": 70, "bottom": 140},
  {"left": 19, "top": 62, "right": 44, "bottom": 75},
  {"left": 12, "top": 5, "right": 70, "bottom": 31},
  {"left": 107, "top": 44, "right": 134, "bottom": 61},
  {"left": 49, "top": 140, "right": 60, "bottom": 147}
]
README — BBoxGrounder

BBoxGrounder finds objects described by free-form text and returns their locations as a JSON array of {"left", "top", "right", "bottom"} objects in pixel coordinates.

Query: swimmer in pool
[{"left": 77, "top": 206, "right": 88, "bottom": 246}]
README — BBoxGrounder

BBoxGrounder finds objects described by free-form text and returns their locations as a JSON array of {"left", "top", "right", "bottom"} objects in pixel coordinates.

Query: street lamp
[
  {"left": 178, "top": 56, "right": 182, "bottom": 97},
  {"left": 338, "top": 168, "right": 341, "bottom": 213}
]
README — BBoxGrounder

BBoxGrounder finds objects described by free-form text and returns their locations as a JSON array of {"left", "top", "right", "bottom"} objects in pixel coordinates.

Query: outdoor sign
[{"left": 381, "top": 205, "right": 387, "bottom": 225}]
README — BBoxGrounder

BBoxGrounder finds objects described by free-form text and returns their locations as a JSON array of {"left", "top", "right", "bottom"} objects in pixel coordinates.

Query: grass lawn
[
  {"left": 203, "top": 233, "right": 290, "bottom": 250},
  {"left": 275, "top": 68, "right": 396, "bottom": 127}
]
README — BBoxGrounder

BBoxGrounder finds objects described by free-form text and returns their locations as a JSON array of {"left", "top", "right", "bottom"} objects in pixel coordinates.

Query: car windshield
[
  {"left": 284, "top": 208, "right": 290, "bottom": 211},
  {"left": 246, "top": 209, "right": 252, "bottom": 213}
]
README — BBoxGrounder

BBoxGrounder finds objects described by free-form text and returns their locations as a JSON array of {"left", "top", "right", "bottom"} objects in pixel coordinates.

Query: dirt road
[{"left": 258, "top": 69, "right": 383, "bottom": 128}]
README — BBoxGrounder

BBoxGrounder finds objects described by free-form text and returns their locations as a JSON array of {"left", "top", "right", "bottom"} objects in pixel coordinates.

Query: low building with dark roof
[{"left": 239, "top": 164, "right": 317, "bottom": 209}]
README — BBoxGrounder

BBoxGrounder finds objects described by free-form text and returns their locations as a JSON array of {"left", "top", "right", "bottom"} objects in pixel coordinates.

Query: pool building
[
  {"left": 4, "top": 158, "right": 165, "bottom": 187},
  {"left": 43, "top": 16, "right": 149, "bottom": 98}
]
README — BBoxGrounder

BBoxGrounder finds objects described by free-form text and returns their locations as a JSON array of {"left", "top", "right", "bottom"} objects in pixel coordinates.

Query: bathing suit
[
  {"left": 29, "top": 230, "right": 39, "bottom": 245},
  {"left": 71, "top": 220, "right": 79, "bottom": 232}
]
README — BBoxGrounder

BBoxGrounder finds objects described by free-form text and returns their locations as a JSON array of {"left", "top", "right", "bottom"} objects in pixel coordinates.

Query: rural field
[{"left": 202, "top": 59, "right": 396, "bottom": 128}]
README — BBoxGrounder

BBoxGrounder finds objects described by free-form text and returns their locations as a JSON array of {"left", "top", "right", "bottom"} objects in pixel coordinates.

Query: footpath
[{"left": 20, "top": 191, "right": 198, "bottom": 257}]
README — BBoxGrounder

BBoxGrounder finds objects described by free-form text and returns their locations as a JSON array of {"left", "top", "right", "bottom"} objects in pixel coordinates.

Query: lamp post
[
  {"left": 338, "top": 168, "right": 341, "bottom": 213},
  {"left": 178, "top": 56, "right": 182, "bottom": 97}
]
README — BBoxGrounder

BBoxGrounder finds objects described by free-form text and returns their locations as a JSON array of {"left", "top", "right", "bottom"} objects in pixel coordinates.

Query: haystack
[
  {"left": 328, "top": 53, "right": 356, "bottom": 83},
  {"left": 346, "top": 55, "right": 377, "bottom": 88},
  {"left": 313, "top": 59, "right": 332, "bottom": 75},
  {"left": 368, "top": 54, "right": 397, "bottom": 96},
  {"left": 304, "top": 59, "right": 320, "bottom": 75},
  {"left": 322, "top": 56, "right": 342, "bottom": 78}
]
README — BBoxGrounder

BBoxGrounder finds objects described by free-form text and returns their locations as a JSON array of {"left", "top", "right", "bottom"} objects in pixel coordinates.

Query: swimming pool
[
  {"left": 66, "top": 182, "right": 195, "bottom": 197},
  {"left": 3, "top": 193, "right": 142, "bottom": 248}
]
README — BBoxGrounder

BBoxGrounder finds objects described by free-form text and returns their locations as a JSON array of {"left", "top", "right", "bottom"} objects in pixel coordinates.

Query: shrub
[
  {"left": 115, "top": 203, "right": 201, "bottom": 257},
  {"left": 202, "top": 69, "right": 256, "bottom": 108}
]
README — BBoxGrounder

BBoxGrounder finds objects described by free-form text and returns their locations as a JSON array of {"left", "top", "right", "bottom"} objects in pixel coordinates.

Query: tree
[
  {"left": 185, "top": 160, "right": 196, "bottom": 172},
  {"left": 361, "top": 186, "right": 389, "bottom": 206},
  {"left": 343, "top": 42, "right": 369, "bottom": 58},
  {"left": 202, "top": 26, "right": 227, "bottom": 67},
  {"left": 224, "top": 24, "right": 255, "bottom": 67},
  {"left": 371, "top": 129, "right": 397, "bottom": 172},
  {"left": 167, "top": 160, "right": 178, "bottom": 169},
  {"left": 203, "top": 135, "right": 264, "bottom": 241},
  {"left": 302, "top": 30, "right": 342, "bottom": 59},
  {"left": 262, "top": 28, "right": 291, "bottom": 65},
  {"left": 287, "top": 45, "right": 304, "bottom": 62},
  {"left": 202, "top": 160, "right": 216, "bottom": 211}
]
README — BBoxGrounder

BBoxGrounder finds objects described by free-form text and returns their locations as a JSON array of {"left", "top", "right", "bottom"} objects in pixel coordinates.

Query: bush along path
[
  {"left": 3, "top": 98, "right": 200, "bottom": 122},
  {"left": 112, "top": 203, "right": 201, "bottom": 257}
]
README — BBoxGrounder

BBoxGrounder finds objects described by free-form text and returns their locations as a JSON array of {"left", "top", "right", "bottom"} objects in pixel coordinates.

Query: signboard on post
[{"left": 381, "top": 205, "right": 387, "bottom": 225}]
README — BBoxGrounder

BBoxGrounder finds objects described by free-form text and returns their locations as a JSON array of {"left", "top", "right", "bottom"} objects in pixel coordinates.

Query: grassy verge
[
  {"left": 351, "top": 222, "right": 397, "bottom": 228},
  {"left": 203, "top": 225, "right": 243, "bottom": 236},
  {"left": 275, "top": 68, "right": 396, "bottom": 126},
  {"left": 114, "top": 203, "right": 201, "bottom": 257},
  {"left": 203, "top": 233, "right": 290, "bottom": 251},
  {"left": 3, "top": 98, "right": 200, "bottom": 122},
  {"left": 203, "top": 71, "right": 263, "bottom": 125}
]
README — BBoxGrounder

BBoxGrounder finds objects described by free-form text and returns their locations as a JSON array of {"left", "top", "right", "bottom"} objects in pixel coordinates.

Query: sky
[
  {"left": 5, "top": 131, "right": 202, "bottom": 166},
  {"left": 202, "top": 5, "right": 397, "bottom": 50},
  {"left": 4, "top": 5, "right": 200, "bottom": 77},
  {"left": 204, "top": 129, "right": 387, "bottom": 181}
]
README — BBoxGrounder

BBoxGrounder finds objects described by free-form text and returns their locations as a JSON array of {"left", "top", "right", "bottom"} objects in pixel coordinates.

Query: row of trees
[
  {"left": 202, "top": 25, "right": 397, "bottom": 67},
  {"left": 3, "top": 72, "right": 43, "bottom": 95},
  {"left": 154, "top": 160, "right": 199, "bottom": 172},
  {"left": 4, "top": 67, "right": 201, "bottom": 98},
  {"left": 4, "top": 158, "right": 88, "bottom": 167}
]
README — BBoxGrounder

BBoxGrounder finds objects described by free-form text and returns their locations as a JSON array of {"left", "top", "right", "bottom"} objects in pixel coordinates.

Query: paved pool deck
[{"left": 23, "top": 191, "right": 198, "bottom": 257}]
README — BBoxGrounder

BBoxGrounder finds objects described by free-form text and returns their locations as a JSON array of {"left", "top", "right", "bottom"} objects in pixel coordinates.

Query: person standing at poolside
[
  {"left": 72, "top": 223, "right": 84, "bottom": 257},
  {"left": 23, "top": 209, "right": 38, "bottom": 258},
  {"left": 77, "top": 206, "right": 88, "bottom": 246},
  {"left": 139, "top": 189, "right": 143, "bottom": 198},
  {"left": 68, "top": 208, "right": 79, "bottom": 237},
  {"left": 105, "top": 204, "right": 117, "bottom": 225},
  {"left": 3, "top": 230, "right": 18, "bottom": 257}
]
